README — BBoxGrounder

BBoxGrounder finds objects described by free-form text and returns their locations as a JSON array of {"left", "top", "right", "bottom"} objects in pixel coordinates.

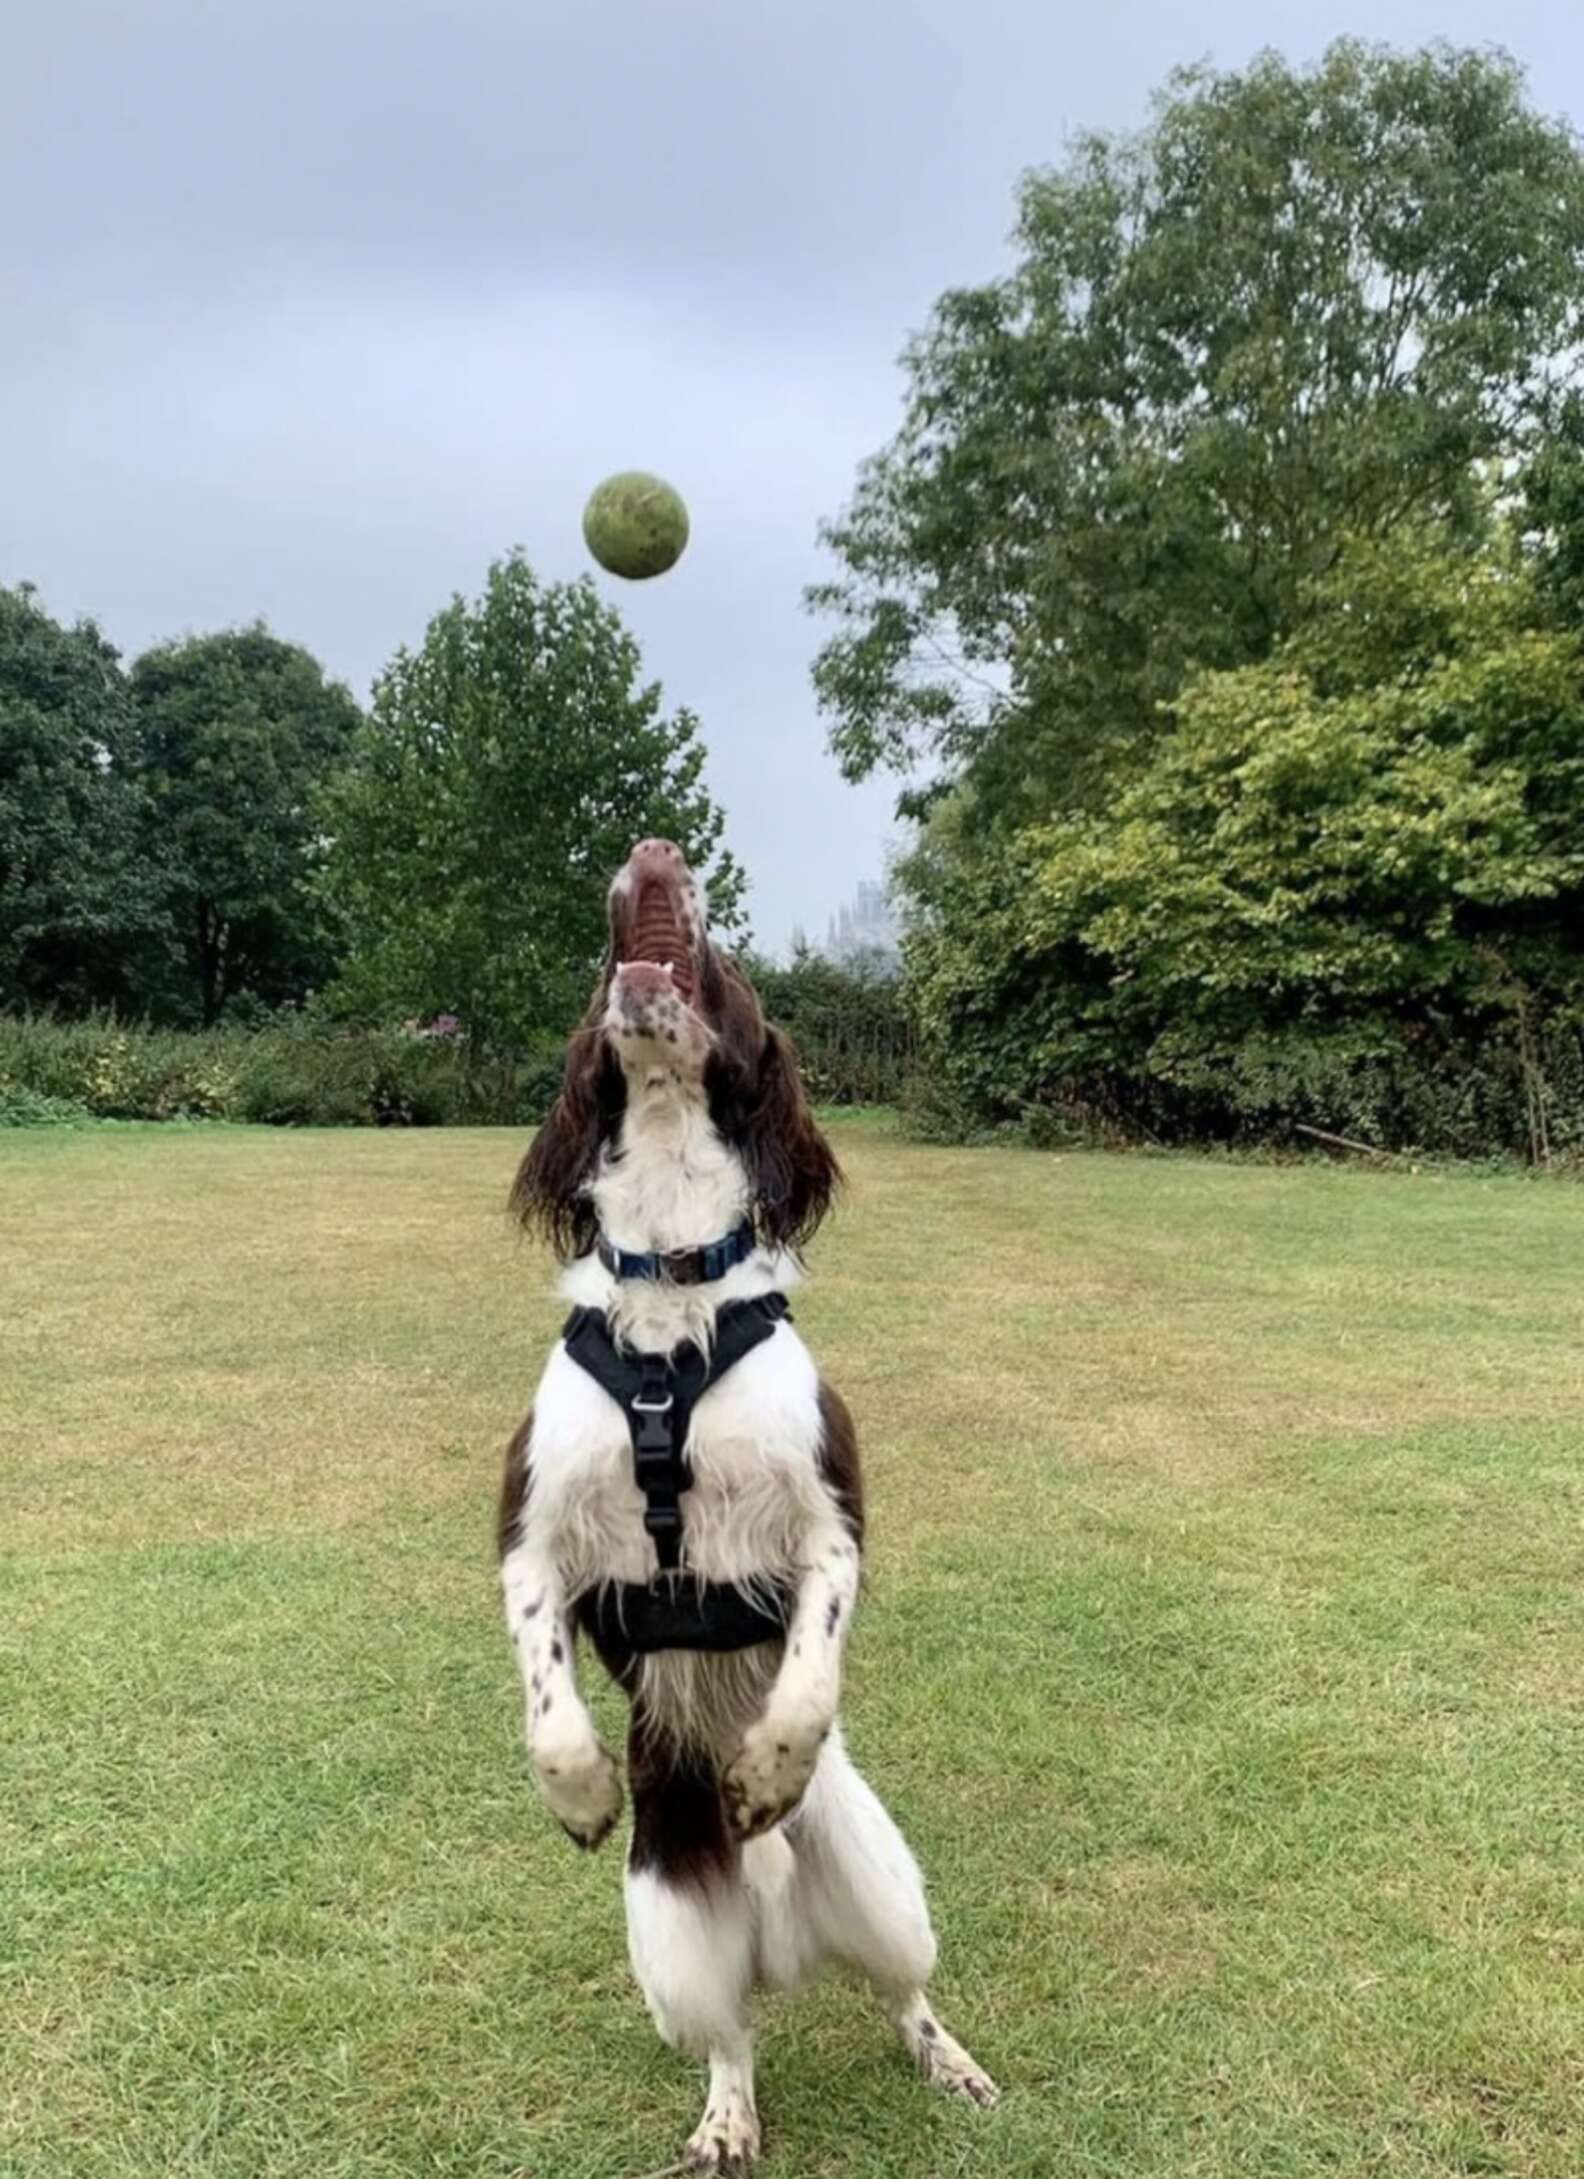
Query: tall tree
[
  {"left": 130, "top": 627, "right": 363, "bottom": 1024},
  {"left": 319, "top": 552, "right": 743, "bottom": 1047},
  {"left": 810, "top": 42, "right": 1584, "bottom": 826},
  {"left": 1523, "top": 388, "right": 1584, "bottom": 625},
  {"left": 0, "top": 583, "right": 160, "bottom": 1012}
]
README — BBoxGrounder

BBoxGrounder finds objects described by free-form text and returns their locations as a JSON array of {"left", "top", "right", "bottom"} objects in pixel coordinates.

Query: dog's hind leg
[
  {"left": 786, "top": 1727, "right": 999, "bottom": 2108},
  {"left": 625, "top": 1718, "right": 761, "bottom": 2172}
]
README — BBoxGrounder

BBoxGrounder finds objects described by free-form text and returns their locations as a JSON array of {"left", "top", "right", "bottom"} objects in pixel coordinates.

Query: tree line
[
  {"left": 1, "top": 558, "right": 738, "bottom": 1048},
  {"left": 810, "top": 40, "right": 1584, "bottom": 1157},
  {"left": 9, "top": 40, "right": 1584, "bottom": 1156}
]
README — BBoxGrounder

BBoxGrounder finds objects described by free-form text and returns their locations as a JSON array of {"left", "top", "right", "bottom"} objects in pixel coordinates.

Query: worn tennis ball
[{"left": 582, "top": 472, "right": 690, "bottom": 580}]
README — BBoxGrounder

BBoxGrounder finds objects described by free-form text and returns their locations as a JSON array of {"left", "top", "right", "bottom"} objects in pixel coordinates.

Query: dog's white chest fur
[
  {"left": 530, "top": 1074, "right": 827, "bottom": 1753},
  {"left": 542, "top": 1068, "right": 819, "bottom": 1598},
  {"left": 532, "top": 1325, "right": 822, "bottom": 1588}
]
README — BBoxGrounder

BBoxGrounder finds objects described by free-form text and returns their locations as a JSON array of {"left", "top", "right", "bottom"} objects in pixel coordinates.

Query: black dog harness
[{"left": 564, "top": 1288, "right": 796, "bottom": 1656}]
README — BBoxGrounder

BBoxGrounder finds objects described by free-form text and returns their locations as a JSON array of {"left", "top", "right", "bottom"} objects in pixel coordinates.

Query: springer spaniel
[{"left": 497, "top": 838, "right": 997, "bottom": 2171}]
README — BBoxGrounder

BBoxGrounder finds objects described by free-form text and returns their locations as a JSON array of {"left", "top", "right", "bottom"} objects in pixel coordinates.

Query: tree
[
  {"left": 319, "top": 553, "right": 743, "bottom": 1048},
  {"left": 906, "top": 525, "right": 1584, "bottom": 1151},
  {"left": 130, "top": 628, "right": 364, "bottom": 1024},
  {"left": 0, "top": 583, "right": 161, "bottom": 1012},
  {"left": 1522, "top": 388, "right": 1584, "bottom": 625},
  {"left": 810, "top": 42, "right": 1584, "bottom": 828}
]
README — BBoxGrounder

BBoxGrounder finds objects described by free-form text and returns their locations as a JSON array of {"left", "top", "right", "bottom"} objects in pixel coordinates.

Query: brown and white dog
[{"left": 497, "top": 837, "right": 997, "bottom": 2171}]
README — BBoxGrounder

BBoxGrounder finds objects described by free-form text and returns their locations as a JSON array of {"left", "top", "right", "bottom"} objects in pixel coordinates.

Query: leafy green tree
[
  {"left": 130, "top": 628, "right": 364, "bottom": 1024},
  {"left": 319, "top": 553, "right": 743, "bottom": 1047},
  {"left": 907, "top": 526, "right": 1584, "bottom": 1150},
  {"left": 811, "top": 42, "right": 1584, "bottom": 826},
  {"left": 0, "top": 583, "right": 162, "bottom": 1012},
  {"left": 1523, "top": 388, "right": 1584, "bottom": 624}
]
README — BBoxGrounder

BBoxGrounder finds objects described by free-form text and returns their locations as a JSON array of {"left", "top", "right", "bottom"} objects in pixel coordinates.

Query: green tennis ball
[{"left": 582, "top": 472, "right": 690, "bottom": 580}]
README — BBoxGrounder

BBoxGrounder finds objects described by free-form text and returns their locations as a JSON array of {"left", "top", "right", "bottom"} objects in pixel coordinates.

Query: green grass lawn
[{"left": 2, "top": 1122, "right": 1582, "bottom": 2179}]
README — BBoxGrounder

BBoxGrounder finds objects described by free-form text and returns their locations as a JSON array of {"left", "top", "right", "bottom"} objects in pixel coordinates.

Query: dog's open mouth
[{"left": 619, "top": 877, "right": 697, "bottom": 1005}]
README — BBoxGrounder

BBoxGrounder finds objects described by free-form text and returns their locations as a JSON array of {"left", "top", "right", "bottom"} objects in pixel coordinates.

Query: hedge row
[
  {"left": 0, "top": 974, "right": 916, "bottom": 1129},
  {"left": 0, "top": 1016, "right": 565, "bottom": 1129},
  {"left": 743, "top": 954, "right": 915, "bottom": 1106}
]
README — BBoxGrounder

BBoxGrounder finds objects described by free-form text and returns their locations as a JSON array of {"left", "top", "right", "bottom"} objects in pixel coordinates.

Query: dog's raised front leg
[
  {"left": 721, "top": 1492, "right": 859, "bottom": 1841},
  {"left": 499, "top": 1431, "right": 621, "bottom": 1849},
  {"left": 502, "top": 1535, "right": 621, "bottom": 1847}
]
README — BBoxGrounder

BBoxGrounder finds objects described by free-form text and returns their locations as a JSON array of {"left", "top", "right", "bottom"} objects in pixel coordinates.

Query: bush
[
  {"left": 0, "top": 955, "right": 922, "bottom": 1132},
  {"left": 1002, "top": 1020, "right": 1584, "bottom": 1162},
  {"left": 741, "top": 951, "right": 915, "bottom": 1106},
  {"left": 0, "top": 1082, "right": 92, "bottom": 1127},
  {"left": 0, "top": 1014, "right": 567, "bottom": 1129},
  {"left": 900, "top": 528, "right": 1584, "bottom": 1164},
  {"left": 0, "top": 957, "right": 919, "bottom": 1133}
]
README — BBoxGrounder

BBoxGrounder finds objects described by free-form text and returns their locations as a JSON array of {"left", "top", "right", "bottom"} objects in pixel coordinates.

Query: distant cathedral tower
[{"left": 821, "top": 878, "right": 899, "bottom": 969}]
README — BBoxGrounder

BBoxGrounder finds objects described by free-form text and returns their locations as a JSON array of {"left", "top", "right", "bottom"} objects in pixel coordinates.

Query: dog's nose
[{"left": 627, "top": 837, "right": 686, "bottom": 875}]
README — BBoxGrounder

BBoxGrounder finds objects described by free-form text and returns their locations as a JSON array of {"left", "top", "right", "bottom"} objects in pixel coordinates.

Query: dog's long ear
[
  {"left": 744, "top": 1023, "right": 841, "bottom": 1250},
  {"left": 509, "top": 1029, "right": 625, "bottom": 1259},
  {"left": 704, "top": 956, "right": 842, "bottom": 1251}
]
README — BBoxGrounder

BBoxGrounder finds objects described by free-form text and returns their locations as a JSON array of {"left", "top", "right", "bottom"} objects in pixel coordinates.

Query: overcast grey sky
[{"left": 4, "top": 1, "right": 1579, "bottom": 953}]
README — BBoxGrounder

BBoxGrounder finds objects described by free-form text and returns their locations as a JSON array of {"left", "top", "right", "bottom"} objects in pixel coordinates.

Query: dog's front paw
[
  {"left": 533, "top": 1723, "right": 622, "bottom": 1850},
  {"left": 722, "top": 1711, "right": 826, "bottom": 1841}
]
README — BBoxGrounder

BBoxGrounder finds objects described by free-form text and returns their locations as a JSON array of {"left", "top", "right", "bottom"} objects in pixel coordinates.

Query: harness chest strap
[{"left": 561, "top": 1292, "right": 795, "bottom": 1654}]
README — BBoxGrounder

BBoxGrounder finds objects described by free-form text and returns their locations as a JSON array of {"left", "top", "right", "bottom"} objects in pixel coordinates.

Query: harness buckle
[
  {"left": 643, "top": 1502, "right": 684, "bottom": 1546},
  {"left": 631, "top": 1390, "right": 674, "bottom": 1414},
  {"left": 634, "top": 1441, "right": 681, "bottom": 1486}
]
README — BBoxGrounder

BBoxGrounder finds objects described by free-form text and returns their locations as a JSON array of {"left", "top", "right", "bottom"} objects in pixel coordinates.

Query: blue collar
[{"left": 596, "top": 1219, "right": 757, "bottom": 1286}]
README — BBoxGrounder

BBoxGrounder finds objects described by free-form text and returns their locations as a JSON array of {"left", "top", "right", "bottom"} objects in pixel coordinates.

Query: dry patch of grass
[{"left": 3, "top": 1121, "right": 1582, "bottom": 2178}]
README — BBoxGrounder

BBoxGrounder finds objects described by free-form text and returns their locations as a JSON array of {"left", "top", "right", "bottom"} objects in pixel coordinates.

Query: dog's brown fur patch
[
  {"left": 497, "top": 1408, "right": 533, "bottom": 1558},
  {"left": 816, "top": 1380, "right": 864, "bottom": 1548}
]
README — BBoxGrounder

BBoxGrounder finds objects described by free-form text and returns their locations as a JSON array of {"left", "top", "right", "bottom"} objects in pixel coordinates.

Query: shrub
[
  {"left": 0, "top": 1082, "right": 92, "bottom": 1127},
  {"left": 900, "top": 529, "right": 1584, "bottom": 1164},
  {"left": 0, "top": 1014, "right": 567, "bottom": 1129},
  {"left": 0, "top": 951, "right": 921, "bottom": 1134},
  {"left": 0, "top": 953, "right": 922, "bottom": 1134},
  {"left": 741, "top": 951, "right": 915, "bottom": 1106}
]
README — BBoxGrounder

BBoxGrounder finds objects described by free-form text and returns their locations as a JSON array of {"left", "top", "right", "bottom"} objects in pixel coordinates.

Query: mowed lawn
[{"left": 2, "top": 1124, "right": 1582, "bottom": 2179}]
